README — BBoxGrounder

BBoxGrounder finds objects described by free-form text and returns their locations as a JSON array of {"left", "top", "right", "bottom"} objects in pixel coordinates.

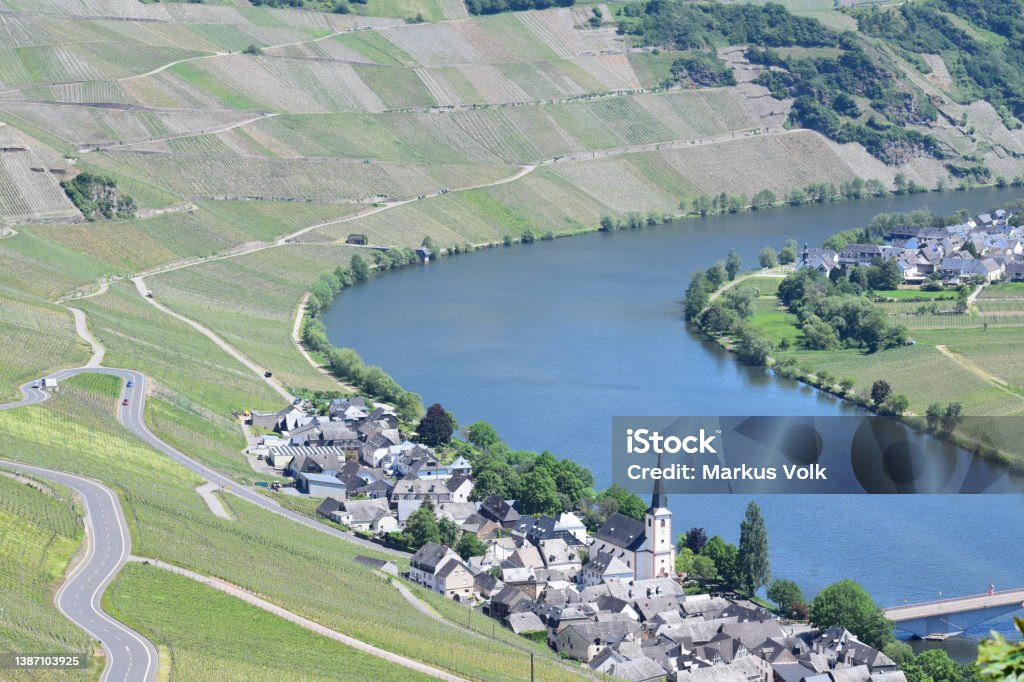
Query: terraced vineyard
[{"left": 0, "top": 473, "right": 89, "bottom": 664}]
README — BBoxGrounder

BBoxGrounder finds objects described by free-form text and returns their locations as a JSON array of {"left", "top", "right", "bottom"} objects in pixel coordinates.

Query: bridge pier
[{"left": 889, "top": 600, "right": 1024, "bottom": 639}]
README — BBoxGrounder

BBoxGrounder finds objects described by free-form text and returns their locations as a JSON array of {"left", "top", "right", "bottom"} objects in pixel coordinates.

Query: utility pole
[{"left": 530, "top": 652, "right": 534, "bottom": 682}]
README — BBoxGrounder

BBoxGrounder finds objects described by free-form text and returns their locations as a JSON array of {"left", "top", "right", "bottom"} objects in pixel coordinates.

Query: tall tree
[
  {"left": 871, "top": 380, "right": 891, "bottom": 406},
  {"left": 405, "top": 502, "right": 440, "bottom": 549},
  {"left": 416, "top": 403, "right": 456, "bottom": 446},
  {"left": 737, "top": 501, "right": 770, "bottom": 594},
  {"left": 726, "top": 248, "right": 742, "bottom": 280},
  {"left": 518, "top": 469, "right": 560, "bottom": 516},
  {"left": 438, "top": 516, "right": 460, "bottom": 548}
]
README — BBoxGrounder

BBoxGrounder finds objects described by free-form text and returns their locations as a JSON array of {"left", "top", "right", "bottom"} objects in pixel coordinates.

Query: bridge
[{"left": 885, "top": 588, "right": 1024, "bottom": 639}]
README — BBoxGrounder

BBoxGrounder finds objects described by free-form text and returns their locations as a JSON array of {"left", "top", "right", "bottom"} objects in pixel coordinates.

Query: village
[
  {"left": 797, "top": 209, "right": 1023, "bottom": 284},
  {"left": 244, "top": 397, "right": 908, "bottom": 682}
]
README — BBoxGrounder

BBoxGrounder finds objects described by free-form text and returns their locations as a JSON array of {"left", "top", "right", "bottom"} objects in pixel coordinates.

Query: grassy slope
[
  {"left": 105, "top": 564, "right": 434, "bottom": 682},
  {"left": 0, "top": 375, "right": 584, "bottom": 682},
  {"left": 0, "top": 473, "right": 91, "bottom": 670}
]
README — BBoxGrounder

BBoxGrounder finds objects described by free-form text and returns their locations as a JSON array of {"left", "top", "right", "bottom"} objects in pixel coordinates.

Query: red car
[{"left": 121, "top": 398, "right": 129, "bottom": 406}]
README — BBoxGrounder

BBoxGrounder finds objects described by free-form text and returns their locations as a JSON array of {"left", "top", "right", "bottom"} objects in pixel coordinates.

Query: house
[
  {"left": 553, "top": 620, "right": 641, "bottom": 663},
  {"left": 589, "top": 483, "right": 674, "bottom": 580},
  {"left": 578, "top": 551, "right": 634, "bottom": 587},
  {"left": 449, "top": 456, "right": 472, "bottom": 476},
  {"left": 390, "top": 475, "right": 453, "bottom": 506},
  {"left": 415, "top": 247, "right": 432, "bottom": 263},
  {"left": 346, "top": 233, "right": 368, "bottom": 245},
  {"left": 251, "top": 404, "right": 303, "bottom": 432},
  {"left": 538, "top": 538, "right": 582, "bottom": 577},
  {"left": 838, "top": 243, "right": 883, "bottom": 268},
  {"left": 316, "top": 497, "right": 345, "bottom": 520},
  {"left": 445, "top": 474, "right": 474, "bottom": 503},
  {"left": 333, "top": 498, "right": 397, "bottom": 533},
  {"left": 479, "top": 494, "right": 520, "bottom": 527},
  {"left": 281, "top": 446, "right": 346, "bottom": 477},
  {"left": 408, "top": 542, "right": 475, "bottom": 600},
  {"left": 507, "top": 611, "right": 547, "bottom": 635},
  {"left": 297, "top": 471, "right": 347, "bottom": 497},
  {"left": 799, "top": 247, "right": 839, "bottom": 276}
]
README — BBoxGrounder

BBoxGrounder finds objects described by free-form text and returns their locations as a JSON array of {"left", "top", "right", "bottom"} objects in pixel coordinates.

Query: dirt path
[
  {"left": 195, "top": 482, "right": 232, "bottom": 520},
  {"left": 934, "top": 344, "right": 1024, "bottom": 399},
  {"left": 67, "top": 307, "right": 105, "bottom": 368},
  {"left": 128, "top": 557, "right": 468, "bottom": 682},
  {"left": 131, "top": 275, "right": 294, "bottom": 403},
  {"left": 707, "top": 268, "right": 790, "bottom": 305}
]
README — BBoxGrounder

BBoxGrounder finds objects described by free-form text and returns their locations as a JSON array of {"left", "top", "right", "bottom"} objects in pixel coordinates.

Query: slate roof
[
  {"left": 410, "top": 542, "right": 451, "bottom": 573},
  {"left": 594, "top": 512, "right": 646, "bottom": 551}
]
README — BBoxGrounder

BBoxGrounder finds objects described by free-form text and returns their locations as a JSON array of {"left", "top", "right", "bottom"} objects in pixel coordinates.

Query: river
[{"left": 323, "top": 187, "right": 1024, "bottom": 651}]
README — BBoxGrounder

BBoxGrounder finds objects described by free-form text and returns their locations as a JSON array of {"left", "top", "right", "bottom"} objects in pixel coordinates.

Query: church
[{"left": 589, "top": 480, "right": 674, "bottom": 580}]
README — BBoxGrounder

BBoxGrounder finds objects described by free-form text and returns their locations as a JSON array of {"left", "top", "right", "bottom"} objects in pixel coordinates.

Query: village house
[
  {"left": 408, "top": 542, "right": 474, "bottom": 600},
  {"left": 590, "top": 484, "right": 674, "bottom": 580}
]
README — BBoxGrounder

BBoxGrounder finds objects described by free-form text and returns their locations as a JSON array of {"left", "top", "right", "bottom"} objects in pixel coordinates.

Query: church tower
[{"left": 639, "top": 475, "right": 674, "bottom": 579}]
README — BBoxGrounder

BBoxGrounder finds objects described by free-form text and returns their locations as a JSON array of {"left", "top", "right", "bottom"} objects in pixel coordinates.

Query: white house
[{"left": 409, "top": 542, "right": 475, "bottom": 600}]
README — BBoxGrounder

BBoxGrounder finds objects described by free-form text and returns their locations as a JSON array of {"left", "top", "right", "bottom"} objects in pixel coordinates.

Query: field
[
  {"left": 0, "top": 292, "right": 89, "bottom": 400},
  {"left": 105, "top": 564, "right": 434, "bottom": 682},
  {"left": 0, "top": 472, "right": 90, "bottom": 669},
  {"left": 0, "top": 376, "right": 585, "bottom": 682}
]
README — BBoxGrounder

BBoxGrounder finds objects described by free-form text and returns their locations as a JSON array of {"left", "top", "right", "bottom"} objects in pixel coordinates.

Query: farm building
[{"left": 297, "top": 471, "right": 347, "bottom": 497}]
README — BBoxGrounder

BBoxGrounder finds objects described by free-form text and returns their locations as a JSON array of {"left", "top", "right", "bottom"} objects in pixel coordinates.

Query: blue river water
[{"left": 324, "top": 187, "right": 1024, "bottom": 653}]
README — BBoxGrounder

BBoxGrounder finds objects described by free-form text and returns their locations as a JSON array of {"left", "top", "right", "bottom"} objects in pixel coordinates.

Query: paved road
[{"left": 0, "top": 459, "right": 157, "bottom": 682}]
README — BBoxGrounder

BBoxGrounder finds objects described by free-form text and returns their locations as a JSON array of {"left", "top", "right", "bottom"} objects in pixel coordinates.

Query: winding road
[
  {"left": 0, "top": 362, "right": 408, "bottom": 679},
  {"left": 0, "top": 456, "right": 157, "bottom": 682}
]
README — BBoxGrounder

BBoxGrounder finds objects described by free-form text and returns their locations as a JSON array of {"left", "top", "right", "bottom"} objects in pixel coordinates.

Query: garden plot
[
  {"left": 921, "top": 53, "right": 953, "bottom": 91},
  {"left": 516, "top": 9, "right": 587, "bottom": 60},
  {"left": 437, "top": 0, "right": 469, "bottom": 19},
  {"left": 0, "top": 296, "right": 88, "bottom": 399},
  {"left": 353, "top": 64, "right": 436, "bottom": 110},
  {"left": 0, "top": 48, "right": 32, "bottom": 88},
  {"left": 16, "top": 81, "right": 136, "bottom": 105},
  {"left": 0, "top": 13, "right": 56, "bottom": 48},
  {"left": 414, "top": 68, "right": 465, "bottom": 107},
  {"left": 15, "top": 44, "right": 105, "bottom": 85},
  {"left": 71, "top": 42, "right": 208, "bottom": 80},
  {"left": 549, "top": 156, "right": 679, "bottom": 214},
  {"left": 121, "top": 71, "right": 233, "bottom": 111},
  {"left": 101, "top": 151, "right": 511, "bottom": 202},
  {"left": 452, "top": 14, "right": 560, "bottom": 64},
  {"left": 449, "top": 108, "right": 561, "bottom": 163},
  {"left": 180, "top": 56, "right": 326, "bottom": 112},
  {"left": 573, "top": 54, "right": 642, "bottom": 91},
  {"left": 380, "top": 22, "right": 484, "bottom": 66},
  {"left": 264, "top": 58, "right": 385, "bottom": 112},
  {"left": 492, "top": 61, "right": 584, "bottom": 100},
  {"left": 963, "top": 101, "right": 1024, "bottom": 156},
  {"left": 264, "top": 39, "right": 377, "bottom": 64},
  {"left": 0, "top": 126, "right": 77, "bottom": 223},
  {"left": 454, "top": 63, "right": 531, "bottom": 104},
  {"left": 0, "top": 102, "right": 263, "bottom": 148},
  {"left": 560, "top": 95, "right": 678, "bottom": 146}
]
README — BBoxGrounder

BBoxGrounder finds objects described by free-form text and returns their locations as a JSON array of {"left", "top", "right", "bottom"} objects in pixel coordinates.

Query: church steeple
[{"left": 650, "top": 473, "right": 667, "bottom": 511}]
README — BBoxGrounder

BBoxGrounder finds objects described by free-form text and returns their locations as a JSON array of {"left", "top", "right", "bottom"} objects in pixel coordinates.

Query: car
[
  {"left": 30, "top": 382, "right": 39, "bottom": 389},
  {"left": 264, "top": 370, "right": 273, "bottom": 378},
  {"left": 145, "top": 291, "right": 153, "bottom": 298},
  {"left": 121, "top": 398, "right": 129, "bottom": 406},
  {"left": 126, "top": 380, "right": 134, "bottom": 388}
]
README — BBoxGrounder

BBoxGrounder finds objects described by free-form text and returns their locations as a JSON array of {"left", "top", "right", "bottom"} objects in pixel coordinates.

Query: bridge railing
[{"left": 885, "top": 588, "right": 1024, "bottom": 613}]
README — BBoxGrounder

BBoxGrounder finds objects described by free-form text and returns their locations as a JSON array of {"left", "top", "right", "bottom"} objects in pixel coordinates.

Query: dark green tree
[
  {"left": 466, "top": 421, "right": 499, "bottom": 449},
  {"left": 416, "top": 403, "right": 456, "bottom": 446},
  {"left": 438, "top": 516, "right": 460, "bottom": 548},
  {"left": 767, "top": 579, "right": 804, "bottom": 616},
  {"left": 456, "top": 532, "right": 488, "bottom": 560},
  {"left": 598, "top": 485, "right": 646, "bottom": 520},
  {"left": 737, "top": 501, "right": 770, "bottom": 594},
  {"left": 871, "top": 380, "right": 891, "bottom": 406},
  {"left": 405, "top": 502, "right": 440, "bottom": 549},
  {"left": 518, "top": 468, "right": 561, "bottom": 516},
  {"left": 684, "top": 527, "right": 708, "bottom": 553},
  {"left": 701, "top": 536, "right": 739, "bottom": 586}
]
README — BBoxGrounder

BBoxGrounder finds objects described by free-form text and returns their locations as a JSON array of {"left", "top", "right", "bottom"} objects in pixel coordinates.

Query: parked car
[
  {"left": 121, "top": 398, "right": 129, "bottom": 406},
  {"left": 145, "top": 291, "right": 153, "bottom": 298},
  {"left": 126, "top": 380, "right": 134, "bottom": 388},
  {"left": 30, "top": 382, "right": 39, "bottom": 389},
  {"left": 264, "top": 370, "right": 273, "bottom": 378}
]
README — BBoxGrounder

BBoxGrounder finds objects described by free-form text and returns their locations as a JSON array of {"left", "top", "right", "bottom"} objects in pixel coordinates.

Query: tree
[
  {"left": 726, "top": 248, "right": 742, "bottom": 281},
  {"left": 438, "top": 516, "right": 460, "bottom": 547},
  {"left": 839, "top": 378, "right": 855, "bottom": 394},
  {"left": 350, "top": 254, "right": 370, "bottom": 281},
  {"left": 416, "top": 403, "right": 456, "bottom": 446},
  {"left": 690, "top": 555, "right": 717, "bottom": 581},
  {"left": 466, "top": 421, "right": 499, "bottom": 449},
  {"left": 706, "top": 261, "right": 728, "bottom": 289},
  {"left": 886, "top": 394, "right": 909, "bottom": 416},
  {"left": 701, "top": 536, "right": 738, "bottom": 586},
  {"left": 518, "top": 468, "right": 561, "bottom": 516},
  {"left": 778, "top": 239, "right": 798, "bottom": 264},
  {"left": 684, "top": 271, "right": 711, "bottom": 321},
  {"left": 759, "top": 246, "right": 778, "bottom": 268},
  {"left": 684, "top": 527, "right": 708, "bottom": 553},
  {"left": 737, "top": 501, "right": 770, "bottom": 594},
  {"left": 809, "top": 579, "right": 894, "bottom": 648},
  {"left": 940, "top": 402, "right": 964, "bottom": 432},
  {"left": 675, "top": 546, "right": 695, "bottom": 575},
  {"left": 767, "top": 579, "right": 804, "bottom": 616},
  {"left": 977, "top": 618, "right": 1024, "bottom": 681},
  {"left": 405, "top": 502, "right": 440, "bottom": 549},
  {"left": 871, "top": 380, "right": 891, "bottom": 406},
  {"left": 925, "top": 403, "right": 943, "bottom": 430},
  {"left": 456, "top": 532, "right": 488, "bottom": 560},
  {"left": 914, "top": 649, "right": 963, "bottom": 682},
  {"left": 598, "top": 485, "right": 646, "bottom": 520},
  {"left": 735, "top": 328, "right": 772, "bottom": 366}
]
